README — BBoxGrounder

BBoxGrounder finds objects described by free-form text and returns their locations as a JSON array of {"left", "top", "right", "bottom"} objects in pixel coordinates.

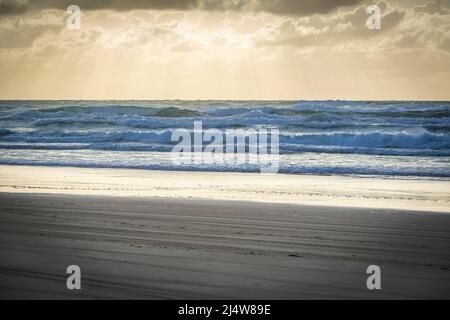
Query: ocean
[{"left": 0, "top": 100, "right": 449, "bottom": 178}]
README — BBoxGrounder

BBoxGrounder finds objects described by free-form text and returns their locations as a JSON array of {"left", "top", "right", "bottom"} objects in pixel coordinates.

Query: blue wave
[{"left": 2, "top": 129, "right": 449, "bottom": 150}]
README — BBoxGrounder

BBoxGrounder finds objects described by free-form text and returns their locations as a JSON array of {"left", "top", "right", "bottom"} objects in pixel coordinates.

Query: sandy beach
[{"left": 0, "top": 165, "right": 449, "bottom": 299}]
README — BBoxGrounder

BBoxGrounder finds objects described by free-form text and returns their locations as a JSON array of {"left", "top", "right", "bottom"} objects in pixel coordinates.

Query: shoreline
[
  {"left": 2, "top": 162, "right": 450, "bottom": 181},
  {"left": 1, "top": 164, "right": 450, "bottom": 213}
]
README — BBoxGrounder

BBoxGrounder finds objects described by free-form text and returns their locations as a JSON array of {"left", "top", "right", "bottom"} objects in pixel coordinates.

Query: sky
[{"left": 0, "top": 0, "right": 449, "bottom": 100}]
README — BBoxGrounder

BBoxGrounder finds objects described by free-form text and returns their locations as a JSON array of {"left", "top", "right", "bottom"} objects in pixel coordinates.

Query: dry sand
[{"left": 0, "top": 165, "right": 449, "bottom": 299}]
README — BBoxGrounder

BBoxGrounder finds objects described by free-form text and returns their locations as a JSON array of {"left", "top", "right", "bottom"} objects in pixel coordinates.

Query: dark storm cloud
[
  {"left": 0, "top": 0, "right": 364, "bottom": 15},
  {"left": 260, "top": 0, "right": 364, "bottom": 15},
  {"left": 0, "top": 0, "right": 28, "bottom": 15},
  {"left": 414, "top": 1, "right": 448, "bottom": 14},
  {"left": 33, "top": 0, "right": 199, "bottom": 11}
]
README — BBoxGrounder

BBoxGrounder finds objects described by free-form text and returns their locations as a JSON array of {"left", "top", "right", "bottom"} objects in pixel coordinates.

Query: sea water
[{"left": 0, "top": 100, "right": 449, "bottom": 178}]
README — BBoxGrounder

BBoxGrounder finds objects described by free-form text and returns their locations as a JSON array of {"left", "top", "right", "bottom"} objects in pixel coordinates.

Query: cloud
[
  {"left": 0, "top": 24, "right": 60, "bottom": 48},
  {"left": 0, "top": 0, "right": 364, "bottom": 16},
  {"left": 255, "top": 2, "right": 406, "bottom": 49},
  {"left": 0, "top": 10, "right": 62, "bottom": 48},
  {"left": 259, "top": 0, "right": 364, "bottom": 15},
  {"left": 414, "top": 1, "right": 449, "bottom": 15},
  {"left": 33, "top": 0, "right": 199, "bottom": 11},
  {"left": 0, "top": 0, "right": 27, "bottom": 15}
]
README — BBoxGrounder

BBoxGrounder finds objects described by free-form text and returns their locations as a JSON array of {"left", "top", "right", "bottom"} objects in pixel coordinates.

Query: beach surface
[{"left": 0, "top": 165, "right": 449, "bottom": 299}]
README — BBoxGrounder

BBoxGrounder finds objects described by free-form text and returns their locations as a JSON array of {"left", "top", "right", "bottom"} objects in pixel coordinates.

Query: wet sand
[{"left": 1, "top": 192, "right": 449, "bottom": 299}]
